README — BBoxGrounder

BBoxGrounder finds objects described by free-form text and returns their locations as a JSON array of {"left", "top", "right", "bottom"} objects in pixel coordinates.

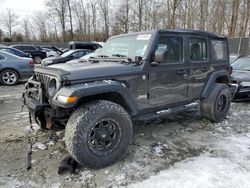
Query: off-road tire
[
  {"left": 65, "top": 100, "right": 133, "bottom": 168},
  {"left": 201, "top": 83, "right": 231, "bottom": 122}
]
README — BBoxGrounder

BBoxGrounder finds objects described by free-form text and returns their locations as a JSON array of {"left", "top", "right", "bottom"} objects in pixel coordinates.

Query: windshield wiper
[
  {"left": 120, "top": 56, "right": 143, "bottom": 66},
  {"left": 97, "top": 55, "right": 109, "bottom": 58},
  {"left": 112, "top": 54, "right": 127, "bottom": 58}
]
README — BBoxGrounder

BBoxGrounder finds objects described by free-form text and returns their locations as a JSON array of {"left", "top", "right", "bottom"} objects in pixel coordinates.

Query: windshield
[
  {"left": 61, "top": 50, "right": 73, "bottom": 57},
  {"left": 232, "top": 58, "right": 250, "bottom": 70},
  {"left": 99, "top": 33, "right": 152, "bottom": 58}
]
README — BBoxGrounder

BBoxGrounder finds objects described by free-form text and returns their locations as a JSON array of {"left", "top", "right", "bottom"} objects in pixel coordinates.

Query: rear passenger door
[{"left": 188, "top": 36, "right": 210, "bottom": 98}]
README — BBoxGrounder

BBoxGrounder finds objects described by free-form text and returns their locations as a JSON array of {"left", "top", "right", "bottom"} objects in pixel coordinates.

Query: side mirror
[
  {"left": 69, "top": 55, "right": 74, "bottom": 59},
  {"left": 154, "top": 49, "right": 168, "bottom": 64}
]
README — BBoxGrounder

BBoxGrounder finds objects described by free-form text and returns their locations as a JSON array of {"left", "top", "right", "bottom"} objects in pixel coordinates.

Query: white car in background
[{"left": 42, "top": 48, "right": 59, "bottom": 57}]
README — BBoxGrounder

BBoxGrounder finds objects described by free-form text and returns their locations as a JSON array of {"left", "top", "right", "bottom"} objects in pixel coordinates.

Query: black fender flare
[
  {"left": 52, "top": 80, "right": 138, "bottom": 115},
  {"left": 202, "top": 70, "right": 229, "bottom": 98}
]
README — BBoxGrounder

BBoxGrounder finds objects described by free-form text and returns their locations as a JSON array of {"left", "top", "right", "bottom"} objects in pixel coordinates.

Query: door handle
[{"left": 177, "top": 70, "right": 186, "bottom": 75}]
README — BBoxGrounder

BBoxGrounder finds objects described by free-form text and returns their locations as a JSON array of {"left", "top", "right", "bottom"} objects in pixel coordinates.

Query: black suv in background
[
  {"left": 69, "top": 41, "right": 102, "bottom": 51},
  {"left": 10, "top": 44, "right": 47, "bottom": 63}
]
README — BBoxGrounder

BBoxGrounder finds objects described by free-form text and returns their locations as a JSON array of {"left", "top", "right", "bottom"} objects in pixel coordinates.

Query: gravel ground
[{"left": 0, "top": 83, "right": 249, "bottom": 188}]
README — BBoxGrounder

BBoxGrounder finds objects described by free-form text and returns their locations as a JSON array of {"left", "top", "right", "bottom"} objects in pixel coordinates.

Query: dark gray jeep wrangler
[{"left": 23, "top": 29, "right": 234, "bottom": 168}]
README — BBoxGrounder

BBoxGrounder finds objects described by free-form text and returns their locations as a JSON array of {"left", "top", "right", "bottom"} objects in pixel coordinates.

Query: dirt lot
[{"left": 0, "top": 83, "right": 250, "bottom": 188}]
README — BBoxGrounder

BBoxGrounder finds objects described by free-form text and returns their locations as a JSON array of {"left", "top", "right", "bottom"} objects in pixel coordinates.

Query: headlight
[
  {"left": 57, "top": 95, "right": 78, "bottom": 103},
  {"left": 48, "top": 78, "right": 57, "bottom": 97}
]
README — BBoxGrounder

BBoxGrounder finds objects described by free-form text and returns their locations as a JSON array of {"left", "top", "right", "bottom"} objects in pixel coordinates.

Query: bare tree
[
  {"left": 99, "top": 0, "right": 110, "bottom": 39},
  {"left": 22, "top": 18, "right": 30, "bottom": 41},
  {"left": 228, "top": 0, "right": 240, "bottom": 37},
  {"left": 46, "top": 0, "right": 67, "bottom": 41},
  {"left": 1, "top": 8, "right": 18, "bottom": 38},
  {"left": 66, "top": 0, "right": 74, "bottom": 39}
]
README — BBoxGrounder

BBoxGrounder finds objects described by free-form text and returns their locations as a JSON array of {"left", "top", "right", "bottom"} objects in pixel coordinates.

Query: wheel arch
[
  {"left": 202, "top": 70, "right": 229, "bottom": 98},
  {"left": 52, "top": 81, "right": 139, "bottom": 116}
]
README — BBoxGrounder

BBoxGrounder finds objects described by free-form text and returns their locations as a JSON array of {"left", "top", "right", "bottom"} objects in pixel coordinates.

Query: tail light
[
  {"left": 29, "top": 59, "right": 34, "bottom": 66},
  {"left": 227, "top": 66, "right": 233, "bottom": 75}
]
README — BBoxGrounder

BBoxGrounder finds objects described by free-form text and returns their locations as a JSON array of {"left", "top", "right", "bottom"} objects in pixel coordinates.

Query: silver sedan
[{"left": 0, "top": 51, "right": 34, "bottom": 86}]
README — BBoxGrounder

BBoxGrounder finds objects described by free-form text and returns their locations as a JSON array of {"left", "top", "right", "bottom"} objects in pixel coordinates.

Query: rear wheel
[
  {"left": 34, "top": 56, "right": 42, "bottom": 64},
  {"left": 65, "top": 100, "right": 133, "bottom": 168},
  {"left": 0, "top": 70, "right": 19, "bottom": 86},
  {"left": 201, "top": 83, "right": 231, "bottom": 122}
]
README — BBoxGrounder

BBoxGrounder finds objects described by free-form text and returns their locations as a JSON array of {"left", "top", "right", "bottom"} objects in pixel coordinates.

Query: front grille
[{"left": 34, "top": 73, "right": 51, "bottom": 89}]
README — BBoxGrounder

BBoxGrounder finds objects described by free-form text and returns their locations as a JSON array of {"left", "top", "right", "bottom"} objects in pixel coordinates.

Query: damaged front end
[{"left": 22, "top": 67, "right": 71, "bottom": 129}]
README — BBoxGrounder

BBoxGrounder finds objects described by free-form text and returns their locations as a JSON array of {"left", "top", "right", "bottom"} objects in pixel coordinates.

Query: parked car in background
[
  {"left": 69, "top": 41, "right": 102, "bottom": 50},
  {"left": 67, "top": 48, "right": 100, "bottom": 63},
  {"left": 42, "top": 48, "right": 60, "bottom": 57},
  {"left": 0, "top": 47, "right": 31, "bottom": 58},
  {"left": 232, "top": 56, "right": 250, "bottom": 101},
  {"left": 41, "top": 49, "right": 93, "bottom": 66},
  {"left": 10, "top": 44, "right": 47, "bottom": 64},
  {"left": 0, "top": 51, "right": 34, "bottom": 86},
  {"left": 230, "top": 54, "right": 245, "bottom": 64},
  {"left": 40, "top": 45, "right": 63, "bottom": 55}
]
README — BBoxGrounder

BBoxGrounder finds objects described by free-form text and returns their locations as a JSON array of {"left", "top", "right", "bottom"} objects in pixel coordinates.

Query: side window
[
  {"left": 78, "top": 51, "right": 86, "bottom": 57},
  {"left": 71, "top": 52, "right": 79, "bottom": 58},
  {"left": 157, "top": 36, "right": 183, "bottom": 63},
  {"left": 14, "top": 46, "right": 22, "bottom": 50},
  {"left": 211, "top": 40, "right": 227, "bottom": 61},
  {"left": 190, "top": 38, "right": 207, "bottom": 62},
  {"left": 2, "top": 49, "right": 14, "bottom": 55}
]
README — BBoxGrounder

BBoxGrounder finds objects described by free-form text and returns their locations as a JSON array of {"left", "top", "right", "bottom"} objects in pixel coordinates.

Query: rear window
[{"left": 212, "top": 40, "right": 227, "bottom": 61}]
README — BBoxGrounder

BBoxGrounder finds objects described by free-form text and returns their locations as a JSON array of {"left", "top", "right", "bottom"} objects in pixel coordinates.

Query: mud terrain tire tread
[
  {"left": 65, "top": 100, "right": 133, "bottom": 168},
  {"left": 201, "top": 83, "right": 231, "bottom": 122}
]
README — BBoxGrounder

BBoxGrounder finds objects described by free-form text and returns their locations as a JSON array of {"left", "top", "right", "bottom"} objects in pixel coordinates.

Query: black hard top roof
[{"left": 112, "top": 29, "right": 227, "bottom": 39}]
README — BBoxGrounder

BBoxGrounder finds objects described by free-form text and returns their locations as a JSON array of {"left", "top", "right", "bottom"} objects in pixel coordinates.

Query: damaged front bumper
[{"left": 22, "top": 80, "right": 51, "bottom": 128}]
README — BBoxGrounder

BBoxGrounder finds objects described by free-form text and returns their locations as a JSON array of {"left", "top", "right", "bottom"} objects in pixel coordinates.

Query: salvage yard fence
[{"left": 229, "top": 37, "right": 250, "bottom": 55}]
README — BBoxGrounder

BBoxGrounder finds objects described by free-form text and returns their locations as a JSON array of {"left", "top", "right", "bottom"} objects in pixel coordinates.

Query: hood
[
  {"left": 48, "top": 61, "right": 140, "bottom": 81},
  {"left": 42, "top": 56, "right": 68, "bottom": 66},
  {"left": 232, "top": 70, "right": 250, "bottom": 82}
]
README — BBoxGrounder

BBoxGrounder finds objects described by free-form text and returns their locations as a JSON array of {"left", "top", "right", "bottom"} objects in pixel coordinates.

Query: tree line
[{"left": 0, "top": 0, "right": 249, "bottom": 43}]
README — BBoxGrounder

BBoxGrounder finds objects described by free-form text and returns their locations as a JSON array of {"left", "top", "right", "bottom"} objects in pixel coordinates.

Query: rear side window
[
  {"left": 211, "top": 40, "right": 227, "bottom": 61},
  {"left": 190, "top": 38, "right": 207, "bottom": 62}
]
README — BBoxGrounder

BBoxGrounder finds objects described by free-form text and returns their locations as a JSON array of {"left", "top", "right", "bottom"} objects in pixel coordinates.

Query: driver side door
[{"left": 149, "top": 34, "right": 189, "bottom": 106}]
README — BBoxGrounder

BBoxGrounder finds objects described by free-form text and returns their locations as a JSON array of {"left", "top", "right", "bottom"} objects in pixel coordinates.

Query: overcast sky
[{"left": 0, "top": 0, "right": 45, "bottom": 16}]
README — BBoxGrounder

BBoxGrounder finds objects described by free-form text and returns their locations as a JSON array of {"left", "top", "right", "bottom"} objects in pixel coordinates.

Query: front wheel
[
  {"left": 65, "top": 100, "right": 133, "bottom": 168},
  {"left": 201, "top": 83, "right": 231, "bottom": 122}
]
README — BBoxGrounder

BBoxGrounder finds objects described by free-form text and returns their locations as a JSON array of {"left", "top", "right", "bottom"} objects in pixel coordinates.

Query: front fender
[{"left": 52, "top": 80, "right": 138, "bottom": 115}]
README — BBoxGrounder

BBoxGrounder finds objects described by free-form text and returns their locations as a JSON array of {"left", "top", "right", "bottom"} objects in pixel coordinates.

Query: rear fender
[{"left": 202, "top": 70, "right": 229, "bottom": 98}]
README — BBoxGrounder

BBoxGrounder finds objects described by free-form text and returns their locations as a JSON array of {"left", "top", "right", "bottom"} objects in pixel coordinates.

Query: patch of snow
[
  {"left": 130, "top": 133, "right": 250, "bottom": 188},
  {"left": 79, "top": 170, "right": 94, "bottom": 184},
  {"left": 152, "top": 145, "right": 164, "bottom": 157},
  {"left": 32, "top": 142, "right": 47, "bottom": 151}
]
